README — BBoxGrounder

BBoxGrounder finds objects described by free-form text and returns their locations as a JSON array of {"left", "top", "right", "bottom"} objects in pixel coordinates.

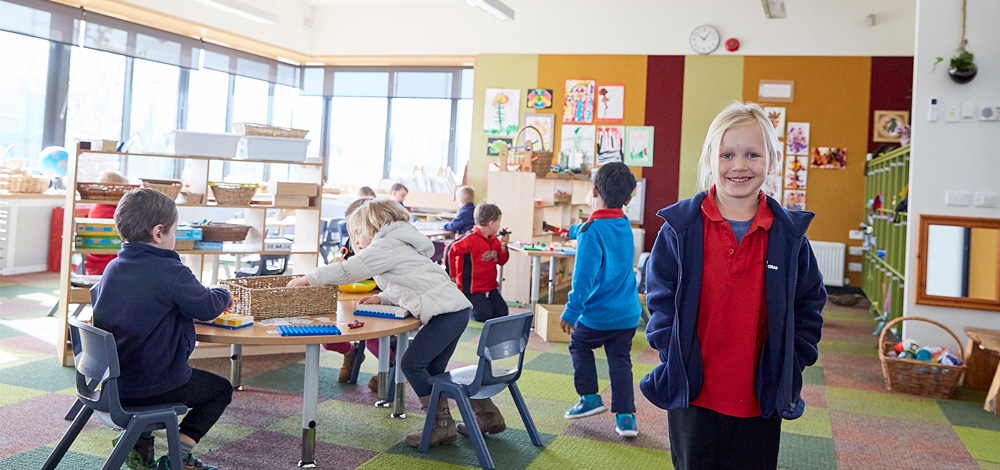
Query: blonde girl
[{"left": 287, "top": 198, "right": 472, "bottom": 448}]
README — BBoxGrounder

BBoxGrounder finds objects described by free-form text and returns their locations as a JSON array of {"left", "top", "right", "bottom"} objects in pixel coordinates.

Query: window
[
  {"left": 64, "top": 47, "right": 125, "bottom": 149},
  {"left": 273, "top": 84, "right": 324, "bottom": 180},
  {"left": 328, "top": 97, "right": 388, "bottom": 188},
  {"left": 126, "top": 58, "right": 179, "bottom": 179},
  {"left": 388, "top": 98, "right": 452, "bottom": 178},
  {"left": 232, "top": 75, "right": 269, "bottom": 126},
  {"left": 187, "top": 67, "right": 229, "bottom": 133},
  {"left": 455, "top": 98, "right": 473, "bottom": 176},
  {"left": 0, "top": 31, "right": 49, "bottom": 157}
]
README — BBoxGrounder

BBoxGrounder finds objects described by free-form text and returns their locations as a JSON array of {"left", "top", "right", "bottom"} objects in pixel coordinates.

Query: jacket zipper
[{"left": 669, "top": 225, "right": 689, "bottom": 405}]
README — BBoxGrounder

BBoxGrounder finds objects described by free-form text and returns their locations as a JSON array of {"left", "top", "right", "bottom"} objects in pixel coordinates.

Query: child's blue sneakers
[
  {"left": 615, "top": 413, "right": 638, "bottom": 438},
  {"left": 564, "top": 393, "right": 608, "bottom": 419}
]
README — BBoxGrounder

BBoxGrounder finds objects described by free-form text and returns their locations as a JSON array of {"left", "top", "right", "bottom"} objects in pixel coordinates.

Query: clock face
[{"left": 690, "top": 25, "right": 720, "bottom": 55}]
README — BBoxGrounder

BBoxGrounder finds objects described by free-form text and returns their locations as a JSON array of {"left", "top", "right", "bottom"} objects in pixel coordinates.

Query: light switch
[
  {"left": 944, "top": 101, "right": 961, "bottom": 122},
  {"left": 848, "top": 262, "right": 863, "bottom": 272},
  {"left": 976, "top": 192, "right": 1000, "bottom": 208},
  {"left": 848, "top": 246, "right": 863, "bottom": 256},
  {"left": 962, "top": 102, "right": 978, "bottom": 121},
  {"left": 946, "top": 191, "right": 971, "bottom": 206},
  {"left": 849, "top": 230, "right": 864, "bottom": 240}
]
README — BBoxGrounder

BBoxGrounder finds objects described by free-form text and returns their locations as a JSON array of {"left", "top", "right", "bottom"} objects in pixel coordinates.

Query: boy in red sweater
[{"left": 85, "top": 171, "right": 129, "bottom": 274}]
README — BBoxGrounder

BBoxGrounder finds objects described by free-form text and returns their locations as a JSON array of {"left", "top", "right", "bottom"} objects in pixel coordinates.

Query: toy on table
[
  {"left": 197, "top": 313, "right": 254, "bottom": 330},
  {"left": 339, "top": 280, "right": 377, "bottom": 293},
  {"left": 348, "top": 319, "right": 365, "bottom": 329},
  {"left": 353, "top": 304, "right": 411, "bottom": 319},
  {"left": 497, "top": 228, "right": 511, "bottom": 237},
  {"left": 278, "top": 325, "right": 342, "bottom": 337},
  {"left": 541, "top": 221, "right": 569, "bottom": 237}
]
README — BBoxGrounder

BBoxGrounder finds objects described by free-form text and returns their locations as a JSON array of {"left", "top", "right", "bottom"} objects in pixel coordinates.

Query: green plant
[{"left": 934, "top": 48, "right": 975, "bottom": 72}]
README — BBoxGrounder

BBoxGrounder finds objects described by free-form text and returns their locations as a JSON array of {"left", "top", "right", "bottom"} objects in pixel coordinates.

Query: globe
[{"left": 39, "top": 146, "right": 69, "bottom": 178}]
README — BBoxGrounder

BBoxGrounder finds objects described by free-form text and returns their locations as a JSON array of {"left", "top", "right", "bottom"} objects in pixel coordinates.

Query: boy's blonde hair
[
  {"left": 347, "top": 198, "right": 411, "bottom": 250},
  {"left": 99, "top": 171, "right": 129, "bottom": 184},
  {"left": 697, "top": 101, "right": 782, "bottom": 192},
  {"left": 456, "top": 186, "right": 475, "bottom": 204}
]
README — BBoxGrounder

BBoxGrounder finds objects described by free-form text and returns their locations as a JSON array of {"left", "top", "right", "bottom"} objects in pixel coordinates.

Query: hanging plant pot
[{"left": 948, "top": 65, "right": 977, "bottom": 84}]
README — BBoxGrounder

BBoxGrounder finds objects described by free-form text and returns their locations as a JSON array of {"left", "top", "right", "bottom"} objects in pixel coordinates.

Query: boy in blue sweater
[
  {"left": 443, "top": 186, "right": 475, "bottom": 235},
  {"left": 560, "top": 162, "right": 642, "bottom": 438},
  {"left": 93, "top": 188, "right": 232, "bottom": 470}
]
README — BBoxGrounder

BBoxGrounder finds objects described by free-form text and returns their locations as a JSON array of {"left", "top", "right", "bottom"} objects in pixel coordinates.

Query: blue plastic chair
[
  {"left": 418, "top": 312, "right": 542, "bottom": 469},
  {"left": 42, "top": 316, "right": 187, "bottom": 470}
]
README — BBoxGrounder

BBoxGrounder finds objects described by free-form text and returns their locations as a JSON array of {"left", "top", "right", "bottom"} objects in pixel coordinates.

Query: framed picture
[
  {"left": 486, "top": 137, "right": 513, "bottom": 156},
  {"left": 622, "top": 178, "right": 646, "bottom": 224},
  {"left": 560, "top": 124, "right": 595, "bottom": 170},
  {"left": 563, "top": 79, "right": 595, "bottom": 124},
  {"left": 624, "top": 126, "right": 654, "bottom": 167},
  {"left": 526, "top": 89, "right": 553, "bottom": 109},
  {"left": 873, "top": 110, "right": 910, "bottom": 143},
  {"left": 596, "top": 84, "right": 625, "bottom": 122},
  {"left": 484, "top": 88, "right": 520, "bottom": 137},
  {"left": 522, "top": 113, "right": 555, "bottom": 151},
  {"left": 596, "top": 125, "right": 625, "bottom": 166}
]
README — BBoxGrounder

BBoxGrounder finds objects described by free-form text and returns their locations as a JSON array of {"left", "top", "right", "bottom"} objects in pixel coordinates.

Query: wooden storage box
[
  {"left": 274, "top": 195, "right": 310, "bottom": 207},
  {"left": 535, "top": 303, "right": 571, "bottom": 343},
  {"left": 275, "top": 182, "right": 319, "bottom": 197}
]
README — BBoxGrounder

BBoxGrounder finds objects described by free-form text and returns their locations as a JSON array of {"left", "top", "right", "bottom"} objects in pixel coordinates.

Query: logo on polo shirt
[{"left": 766, "top": 263, "right": 778, "bottom": 271}]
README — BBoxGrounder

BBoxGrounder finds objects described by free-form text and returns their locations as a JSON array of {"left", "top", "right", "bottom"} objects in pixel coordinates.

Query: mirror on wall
[{"left": 916, "top": 214, "right": 1000, "bottom": 311}]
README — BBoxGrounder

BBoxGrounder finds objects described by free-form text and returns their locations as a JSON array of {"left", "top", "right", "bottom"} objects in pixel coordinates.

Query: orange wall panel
[{"left": 743, "top": 56, "right": 872, "bottom": 287}]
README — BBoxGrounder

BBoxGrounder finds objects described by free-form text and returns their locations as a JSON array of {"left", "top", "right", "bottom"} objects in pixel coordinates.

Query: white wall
[
  {"left": 904, "top": 0, "right": 1000, "bottom": 347},
  {"left": 309, "top": 0, "right": 915, "bottom": 56}
]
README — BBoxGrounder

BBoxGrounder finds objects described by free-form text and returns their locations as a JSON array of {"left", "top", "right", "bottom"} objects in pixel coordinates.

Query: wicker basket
[
  {"left": 209, "top": 182, "right": 258, "bottom": 206},
  {"left": 174, "top": 239, "right": 195, "bottom": 251},
  {"left": 878, "top": 316, "right": 966, "bottom": 398},
  {"left": 7, "top": 175, "right": 50, "bottom": 193},
  {"left": 192, "top": 222, "right": 252, "bottom": 242},
  {"left": 222, "top": 275, "right": 337, "bottom": 319},
  {"left": 513, "top": 126, "right": 552, "bottom": 178},
  {"left": 77, "top": 182, "right": 141, "bottom": 201},
  {"left": 233, "top": 122, "right": 309, "bottom": 139},
  {"left": 141, "top": 178, "right": 183, "bottom": 200}
]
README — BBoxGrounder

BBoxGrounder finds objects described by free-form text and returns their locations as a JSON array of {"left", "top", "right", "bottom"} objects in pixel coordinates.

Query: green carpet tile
[{"left": 2, "top": 272, "right": 999, "bottom": 469}]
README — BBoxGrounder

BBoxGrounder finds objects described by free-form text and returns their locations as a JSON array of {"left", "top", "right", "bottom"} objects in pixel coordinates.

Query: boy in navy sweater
[
  {"left": 560, "top": 162, "right": 642, "bottom": 438},
  {"left": 443, "top": 186, "right": 476, "bottom": 235},
  {"left": 93, "top": 188, "right": 232, "bottom": 470}
]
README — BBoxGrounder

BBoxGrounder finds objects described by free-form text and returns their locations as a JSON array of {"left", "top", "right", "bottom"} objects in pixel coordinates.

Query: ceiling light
[
  {"left": 466, "top": 0, "right": 514, "bottom": 21},
  {"left": 761, "top": 0, "right": 786, "bottom": 19},
  {"left": 196, "top": 0, "right": 278, "bottom": 25}
]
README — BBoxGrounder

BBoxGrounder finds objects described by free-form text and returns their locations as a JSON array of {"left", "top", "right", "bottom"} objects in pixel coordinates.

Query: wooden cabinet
[
  {"left": 862, "top": 145, "right": 909, "bottom": 322},
  {"left": 487, "top": 171, "right": 591, "bottom": 305},
  {"left": 55, "top": 144, "right": 323, "bottom": 365}
]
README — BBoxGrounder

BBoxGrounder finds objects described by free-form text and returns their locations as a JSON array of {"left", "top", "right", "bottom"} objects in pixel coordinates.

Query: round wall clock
[{"left": 690, "top": 25, "right": 720, "bottom": 55}]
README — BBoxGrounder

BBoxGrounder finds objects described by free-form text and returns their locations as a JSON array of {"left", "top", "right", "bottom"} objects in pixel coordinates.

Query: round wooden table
[{"left": 195, "top": 292, "right": 421, "bottom": 468}]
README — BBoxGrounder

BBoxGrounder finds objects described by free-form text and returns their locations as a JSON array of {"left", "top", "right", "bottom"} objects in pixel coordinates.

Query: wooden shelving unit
[
  {"left": 487, "top": 171, "right": 591, "bottom": 305},
  {"left": 55, "top": 144, "right": 324, "bottom": 366}
]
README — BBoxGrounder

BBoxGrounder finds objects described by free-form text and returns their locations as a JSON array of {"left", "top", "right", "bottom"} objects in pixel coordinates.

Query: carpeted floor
[{"left": 2, "top": 272, "right": 998, "bottom": 469}]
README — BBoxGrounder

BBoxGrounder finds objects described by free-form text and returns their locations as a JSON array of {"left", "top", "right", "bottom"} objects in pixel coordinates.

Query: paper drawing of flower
[{"left": 492, "top": 92, "right": 510, "bottom": 132}]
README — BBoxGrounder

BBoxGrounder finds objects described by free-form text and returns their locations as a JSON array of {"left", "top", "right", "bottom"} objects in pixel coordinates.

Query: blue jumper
[{"left": 443, "top": 202, "right": 475, "bottom": 235}]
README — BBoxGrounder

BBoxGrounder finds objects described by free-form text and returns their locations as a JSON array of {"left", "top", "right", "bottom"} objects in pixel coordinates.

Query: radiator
[{"left": 809, "top": 241, "right": 846, "bottom": 287}]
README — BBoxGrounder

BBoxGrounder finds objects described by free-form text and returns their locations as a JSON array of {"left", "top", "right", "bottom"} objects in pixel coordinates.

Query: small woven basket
[
  {"left": 209, "top": 182, "right": 258, "bottom": 206},
  {"left": 77, "top": 182, "right": 141, "bottom": 201},
  {"left": 141, "top": 178, "right": 183, "bottom": 200},
  {"left": 174, "top": 239, "right": 195, "bottom": 251},
  {"left": 7, "top": 175, "right": 50, "bottom": 193},
  {"left": 513, "top": 126, "right": 552, "bottom": 178},
  {"left": 878, "top": 316, "right": 966, "bottom": 398},
  {"left": 233, "top": 122, "right": 309, "bottom": 139},
  {"left": 191, "top": 222, "right": 252, "bottom": 242},
  {"left": 223, "top": 275, "right": 337, "bottom": 319}
]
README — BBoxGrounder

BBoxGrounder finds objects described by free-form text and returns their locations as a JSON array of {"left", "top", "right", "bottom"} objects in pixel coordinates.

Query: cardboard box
[
  {"left": 274, "top": 195, "right": 310, "bottom": 207},
  {"left": 535, "top": 304, "right": 571, "bottom": 343},
  {"left": 275, "top": 182, "right": 319, "bottom": 197}
]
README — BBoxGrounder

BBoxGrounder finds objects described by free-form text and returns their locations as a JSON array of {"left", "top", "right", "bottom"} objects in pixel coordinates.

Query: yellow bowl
[{"left": 339, "top": 280, "right": 377, "bottom": 293}]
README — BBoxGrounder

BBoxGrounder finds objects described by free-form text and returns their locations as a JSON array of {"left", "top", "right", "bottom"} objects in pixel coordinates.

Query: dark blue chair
[
  {"left": 320, "top": 218, "right": 344, "bottom": 264},
  {"left": 418, "top": 312, "right": 542, "bottom": 469},
  {"left": 42, "top": 315, "right": 187, "bottom": 470}
]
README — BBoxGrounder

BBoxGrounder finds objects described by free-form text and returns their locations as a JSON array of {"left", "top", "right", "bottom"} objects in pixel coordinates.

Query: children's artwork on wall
[
  {"left": 486, "top": 137, "right": 513, "bottom": 156},
  {"left": 783, "top": 190, "right": 806, "bottom": 211},
  {"left": 522, "top": 113, "right": 555, "bottom": 151},
  {"left": 595, "top": 125, "right": 625, "bottom": 166},
  {"left": 873, "top": 110, "right": 910, "bottom": 143},
  {"left": 764, "top": 107, "right": 786, "bottom": 140},
  {"left": 559, "top": 124, "right": 595, "bottom": 170},
  {"left": 563, "top": 79, "right": 595, "bottom": 124},
  {"left": 596, "top": 84, "right": 625, "bottom": 122},
  {"left": 811, "top": 147, "right": 847, "bottom": 169},
  {"left": 623, "top": 178, "right": 646, "bottom": 224},
  {"left": 763, "top": 172, "right": 783, "bottom": 200},
  {"left": 784, "top": 155, "right": 808, "bottom": 190},
  {"left": 786, "top": 122, "right": 810, "bottom": 155},
  {"left": 484, "top": 88, "right": 520, "bottom": 137},
  {"left": 526, "top": 89, "right": 553, "bottom": 109},
  {"left": 624, "top": 126, "right": 654, "bottom": 168}
]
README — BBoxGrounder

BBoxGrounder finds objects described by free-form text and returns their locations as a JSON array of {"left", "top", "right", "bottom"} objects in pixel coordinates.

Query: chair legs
[
  {"left": 509, "top": 383, "right": 543, "bottom": 446},
  {"left": 41, "top": 406, "right": 93, "bottom": 470}
]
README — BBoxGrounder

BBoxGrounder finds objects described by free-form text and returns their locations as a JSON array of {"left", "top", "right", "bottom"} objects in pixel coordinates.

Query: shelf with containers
[
  {"left": 862, "top": 144, "right": 909, "bottom": 322},
  {"left": 55, "top": 143, "right": 323, "bottom": 366}
]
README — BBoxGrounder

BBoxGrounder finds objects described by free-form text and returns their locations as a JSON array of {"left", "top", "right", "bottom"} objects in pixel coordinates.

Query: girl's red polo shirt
[{"left": 690, "top": 186, "right": 773, "bottom": 418}]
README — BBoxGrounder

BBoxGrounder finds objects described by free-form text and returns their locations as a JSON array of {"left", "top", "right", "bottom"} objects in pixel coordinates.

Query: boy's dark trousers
[
  {"left": 667, "top": 405, "right": 782, "bottom": 470},
  {"left": 120, "top": 369, "right": 233, "bottom": 442},
  {"left": 467, "top": 288, "right": 508, "bottom": 322},
  {"left": 568, "top": 322, "right": 635, "bottom": 413}
]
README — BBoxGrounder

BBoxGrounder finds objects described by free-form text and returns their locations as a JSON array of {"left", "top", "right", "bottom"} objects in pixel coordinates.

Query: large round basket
[
  {"left": 77, "top": 182, "right": 141, "bottom": 201},
  {"left": 222, "top": 275, "right": 337, "bottom": 319},
  {"left": 877, "top": 316, "right": 966, "bottom": 398},
  {"left": 233, "top": 122, "right": 309, "bottom": 139},
  {"left": 191, "top": 222, "right": 252, "bottom": 242},
  {"left": 209, "top": 182, "right": 257, "bottom": 206},
  {"left": 140, "top": 178, "right": 183, "bottom": 200}
]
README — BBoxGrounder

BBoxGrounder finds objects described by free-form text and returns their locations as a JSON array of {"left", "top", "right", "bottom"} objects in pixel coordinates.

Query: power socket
[
  {"left": 976, "top": 192, "right": 1000, "bottom": 208},
  {"left": 848, "top": 262, "right": 863, "bottom": 272},
  {"left": 946, "top": 191, "right": 971, "bottom": 206},
  {"left": 848, "top": 246, "right": 863, "bottom": 256}
]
